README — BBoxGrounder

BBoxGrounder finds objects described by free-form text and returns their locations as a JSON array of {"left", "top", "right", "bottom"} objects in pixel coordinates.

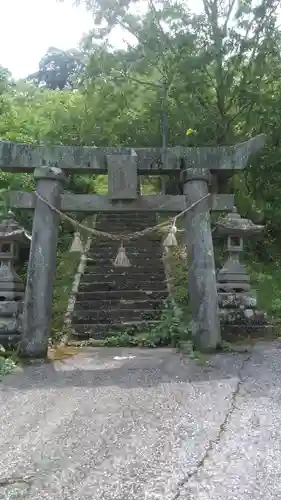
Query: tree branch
[
  {"left": 116, "top": 71, "right": 162, "bottom": 89},
  {"left": 116, "top": 15, "right": 167, "bottom": 79},
  {"left": 223, "top": 0, "right": 236, "bottom": 33}
]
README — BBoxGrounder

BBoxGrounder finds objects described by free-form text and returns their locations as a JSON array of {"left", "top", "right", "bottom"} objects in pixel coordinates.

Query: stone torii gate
[{"left": 0, "top": 135, "right": 265, "bottom": 358}]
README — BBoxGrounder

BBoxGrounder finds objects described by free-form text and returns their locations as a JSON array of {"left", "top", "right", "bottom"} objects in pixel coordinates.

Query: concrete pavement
[{"left": 1, "top": 342, "right": 281, "bottom": 499}]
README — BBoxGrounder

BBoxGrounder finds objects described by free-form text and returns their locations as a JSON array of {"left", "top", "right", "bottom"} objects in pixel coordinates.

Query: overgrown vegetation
[
  {"left": 101, "top": 298, "right": 189, "bottom": 347},
  {"left": 52, "top": 248, "right": 81, "bottom": 342},
  {"left": 51, "top": 214, "right": 96, "bottom": 342},
  {"left": 246, "top": 260, "right": 281, "bottom": 322}
]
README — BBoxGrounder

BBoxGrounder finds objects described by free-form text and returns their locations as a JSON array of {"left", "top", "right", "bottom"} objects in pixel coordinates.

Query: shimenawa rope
[{"left": 34, "top": 191, "right": 211, "bottom": 267}]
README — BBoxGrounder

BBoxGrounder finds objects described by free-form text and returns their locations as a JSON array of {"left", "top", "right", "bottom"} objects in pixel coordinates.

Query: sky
[
  {"left": 0, "top": 0, "right": 95, "bottom": 78},
  {"left": 0, "top": 0, "right": 204, "bottom": 79}
]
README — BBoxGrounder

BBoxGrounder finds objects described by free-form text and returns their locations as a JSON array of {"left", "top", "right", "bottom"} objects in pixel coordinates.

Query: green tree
[
  {"left": 76, "top": 0, "right": 281, "bottom": 227},
  {"left": 27, "top": 47, "right": 85, "bottom": 90}
]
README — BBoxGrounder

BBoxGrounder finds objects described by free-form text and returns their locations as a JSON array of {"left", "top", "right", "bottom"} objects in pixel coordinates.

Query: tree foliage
[
  {"left": 27, "top": 47, "right": 85, "bottom": 90},
  {"left": 1, "top": 0, "right": 281, "bottom": 245}
]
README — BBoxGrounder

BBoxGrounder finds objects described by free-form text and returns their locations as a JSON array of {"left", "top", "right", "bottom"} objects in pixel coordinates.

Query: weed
[
  {"left": 0, "top": 345, "right": 17, "bottom": 380},
  {"left": 103, "top": 298, "right": 193, "bottom": 349},
  {"left": 246, "top": 259, "right": 281, "bottom": 322}
]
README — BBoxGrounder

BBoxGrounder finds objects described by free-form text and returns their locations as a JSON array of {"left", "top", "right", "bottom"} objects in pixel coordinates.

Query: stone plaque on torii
[{"left": 0, "top": 134, "right": 265, "bottom": 358}]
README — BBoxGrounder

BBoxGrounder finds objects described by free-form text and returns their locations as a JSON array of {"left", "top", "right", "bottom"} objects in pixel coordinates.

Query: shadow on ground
[{"left": 2, "top": 346, "right": 254, "bottom": 391}]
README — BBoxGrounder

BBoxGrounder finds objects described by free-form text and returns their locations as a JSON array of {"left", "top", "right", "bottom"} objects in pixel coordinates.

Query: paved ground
[{"left": 1, "top": 341, "right": 281, "bottom": 499}]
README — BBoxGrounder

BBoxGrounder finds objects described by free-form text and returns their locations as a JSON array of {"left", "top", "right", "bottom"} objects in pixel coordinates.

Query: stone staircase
[{"left": 71, "top": 212, "right": 169, "bottom": 340}]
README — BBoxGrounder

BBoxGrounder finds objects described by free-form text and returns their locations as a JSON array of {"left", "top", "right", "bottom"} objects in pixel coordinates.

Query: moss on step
[
  {"left": 52, "top": 249, "right": 81, "bottom": 343},
  {"left": 48, "top": 345, "right": 81, "bottom": 361}
]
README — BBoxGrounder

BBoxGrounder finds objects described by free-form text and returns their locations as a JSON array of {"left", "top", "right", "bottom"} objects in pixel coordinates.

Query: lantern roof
[
  {"left": 0, "top": 212, "right": 27, "bottom": 241},
  {"left": 216, "top": 207, "right": 264, "bottom": 237}
]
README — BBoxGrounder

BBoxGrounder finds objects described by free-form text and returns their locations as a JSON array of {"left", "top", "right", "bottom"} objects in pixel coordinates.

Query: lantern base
[
  {"left": 218, "top": 292, "right": 277, "bottom": 342},
  {"left": 0, "top": 280, "right": 25, "bottom": 301},
  {"left": 0, "top": 300, "right": 23, "bottom": 347},
  {"left": 221, "top": 324, "right": 279, "bottom": 342}
]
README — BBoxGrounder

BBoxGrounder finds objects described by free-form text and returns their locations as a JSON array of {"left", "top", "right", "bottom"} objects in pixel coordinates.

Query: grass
[
  {"left": 0, "top": 348, "right": 17, "bottom": 379},
  {"left": 246, "top": 259, "right": 281, "bottom": 322}
]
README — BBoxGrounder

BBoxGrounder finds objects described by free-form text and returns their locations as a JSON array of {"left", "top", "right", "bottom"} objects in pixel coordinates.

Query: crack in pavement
[
  {"left": 171, "top": 353, "right": 252, "bottom": 500},
  {"left": 0, "top": 474, "right": 34, "bottom": 488}
]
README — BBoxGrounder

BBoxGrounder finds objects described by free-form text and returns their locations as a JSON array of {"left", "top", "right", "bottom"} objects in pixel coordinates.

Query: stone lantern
[
  {"left": 216, "top": 207, "right": 274, "bottom": 339},
  {"left": 0, "top": 213, "right": 26, "bottom": 346}
]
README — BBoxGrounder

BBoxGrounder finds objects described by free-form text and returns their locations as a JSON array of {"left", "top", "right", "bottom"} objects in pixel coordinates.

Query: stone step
[
  {"left": 97, "top": 223, "right": 157, "bottom": 228},
  {"left": 0, "top": 332, "right": 21, "bottom": 347},
  {"left": 88, "top": 248, "right": 164, "bottom": 257},
  {"left": 97, "top": 223, "right": 160, "bottom": 229},
  {"left": 81, "top": 272, "right": 166, "bottom": 283},
  {"left": 87, "top": 247, "right": 163, "bottom": 254},
  {"left": 71, "top": 320, "right": 162, "bottom": 339},
  {"left": 79, "top": 281, "right": 167, "bottom": 292},
  {"left": 98, "top": 221, "right": 155, "bottom": 228},
  {"left": 84, "top": 255, "right": 162, "bottom": 263},
  {"left": 84, "top": 263, "right": 165, "bottom": 272},
  {"left": 96, "top": 230, "right": 158, "bottom": 237},
  {"left": 97, "top": 230, "right": 156, "bottom": 237},
  {"left": 98, "top": 211, "right": 156, "bottom": 216},
  {"left": 86, "top": 253, "right": 163, "bottom": 262},
  {"left": 82, "top": 257, "right": 164, "bottom": 274},
  {"left": 84, "top": 267, "right": 165, "bottom": 277},
  {"left": 90, "top": 241, "right": 163, "bottom": 248},
  {"left": 72, "top": 212, "right": 167, "bottom": 340},
  {"left": 97, "top": 219, "right": 156, "bottom": 225},
  {"left": 86, "top": 255, "right": 163, "bottom": 263},
  {"left": 87, "top": 257, "right": 164, "bottom": 264},
  {"left": 74, "top": 298, "right": 164, "bottom": 311},
  {"left": 92, "top": 234, "right": 163, "bottom": 243},
  {"left": 86, "top": 254, "right": 163, "bottom": 261},
  {"left": 75, "top": 290, "right": 169, "bottom": 302},
  {"left": 83, "top": 268, "right": 165, "bottom": 276},
  {"left": 97, "top": 214, "right": 157, "bottom": 221},
  {"left": 72, "top": 308, "right": 162, "bottom": 323}
]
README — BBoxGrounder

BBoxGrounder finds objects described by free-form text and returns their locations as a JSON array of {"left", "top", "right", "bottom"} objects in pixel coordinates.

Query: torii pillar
[
  {"left": 182, "top": 168, "right": 220, "bottom": 350},
  {"left": 181, "top": 134, "right": 266, "bottom": 350},
  {"left": 20, "top": 166, "right": 66, "bottom": 359}
]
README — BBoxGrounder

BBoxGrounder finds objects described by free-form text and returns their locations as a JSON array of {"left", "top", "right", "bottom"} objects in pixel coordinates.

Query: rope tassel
[
  {"left": 69, "top": 232, "right": 84, "bottom": 253},
  {"left": 163, "top": 222, "right": 178, "bottom": 248},
  {"left": 114, "top": 242, "right": 131, "bottom": 267}
]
